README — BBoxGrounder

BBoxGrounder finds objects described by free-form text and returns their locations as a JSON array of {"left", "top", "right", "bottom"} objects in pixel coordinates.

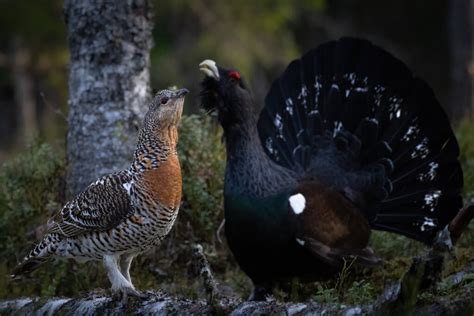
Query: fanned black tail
[{"left": 258, "top": 38, "right": 463, "bottom": 244}]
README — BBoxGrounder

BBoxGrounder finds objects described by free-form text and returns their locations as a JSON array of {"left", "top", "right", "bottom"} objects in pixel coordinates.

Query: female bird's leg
[
  {"left": 103, "top": 254, "right": 146, "bottom": 302},
  {"left": 119, "top": 253, "right": 135, "bottom": 283}
]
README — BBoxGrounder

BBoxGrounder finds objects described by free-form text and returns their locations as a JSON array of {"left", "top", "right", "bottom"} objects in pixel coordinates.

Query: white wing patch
[
  {"left": 123, "top": 182, "right": 132, "bottom": 194},
  {"left": 289, "top": 193, "right": 306, "bottom": 215}
]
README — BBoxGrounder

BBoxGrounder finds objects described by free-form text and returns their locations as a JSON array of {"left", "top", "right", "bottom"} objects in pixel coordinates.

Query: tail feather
[
  {"left": 11, "top": 236, "right": 57, "bottom": 278},
  {"left": 11, "top": 257, "right": 47, "bottom": 279},
  {"left": 258, "top": 37, "right": 463, "bottom": 244}
]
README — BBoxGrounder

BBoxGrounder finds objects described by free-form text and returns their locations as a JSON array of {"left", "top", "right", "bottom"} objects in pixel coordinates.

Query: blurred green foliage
[
  {"left": 177, "top": 114, "right": 225, "bottom": 241},
  {"left": 0, "top": 142, "right": 67, "bottom": 297}
]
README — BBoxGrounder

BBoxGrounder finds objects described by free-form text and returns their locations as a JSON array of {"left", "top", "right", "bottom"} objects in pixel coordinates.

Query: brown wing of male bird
[
  {"left": 291, "top": 182, "right": 381, "bottom": 267},
  {"left": 47, "top": 171, "right": 133, "bottom": 237}
]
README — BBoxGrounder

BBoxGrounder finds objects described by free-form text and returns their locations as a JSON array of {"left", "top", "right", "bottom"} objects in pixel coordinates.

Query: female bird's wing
[{"left": 47, "top": 170, "right": 134, "bottom": 237}]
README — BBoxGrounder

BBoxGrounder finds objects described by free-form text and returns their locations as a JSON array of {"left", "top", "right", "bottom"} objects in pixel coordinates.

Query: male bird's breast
[
  {"left": 138, "top": 153, "right": 182, "bottom": 210},
  {"left": 223, "top": 183, "right": 372, "bottom": 282}
]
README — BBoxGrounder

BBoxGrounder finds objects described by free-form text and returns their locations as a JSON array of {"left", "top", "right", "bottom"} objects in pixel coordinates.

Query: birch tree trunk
[{"left": 64, "top": 0, "right": 153, "bottom": 195}]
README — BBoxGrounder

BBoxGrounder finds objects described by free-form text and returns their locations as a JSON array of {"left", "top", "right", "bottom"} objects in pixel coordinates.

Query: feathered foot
[
  {"left": 112, "top": 286, "right": 149, "bottom": 304},
  {"left": 103, "top": 254, "right": 148, "bottom": 304}
]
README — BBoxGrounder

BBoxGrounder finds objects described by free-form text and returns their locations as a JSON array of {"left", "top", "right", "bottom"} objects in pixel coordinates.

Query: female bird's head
[
  {"left": 143, "top": 88, "right": 188, "bottom": 145},
  {"left": 199, "top": 60, "right": 257, "bottom": 130},
  {"left": 146, "top": 88, "right": 188, "bottom": 128}
]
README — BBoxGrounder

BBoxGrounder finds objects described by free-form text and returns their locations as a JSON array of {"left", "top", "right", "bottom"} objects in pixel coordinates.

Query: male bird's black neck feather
[{"left": 222, "top": 111, "right": 297, "bottom": 198}]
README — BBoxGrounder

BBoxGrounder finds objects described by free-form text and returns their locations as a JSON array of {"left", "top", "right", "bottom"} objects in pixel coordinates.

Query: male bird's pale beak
[{"left": 199, "top": 59, "right": 220, "bottom": 80}]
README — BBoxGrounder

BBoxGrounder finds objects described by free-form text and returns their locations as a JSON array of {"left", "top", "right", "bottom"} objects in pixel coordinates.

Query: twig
[
  {"left": 216, "top": 219, "right": 225, "bottom": 244},
  {"left": 190, "top": 244, "right": 218, "bottom": 304},
  {"left": 40, "top": 92, "right": 68, "bottom": 122},
  {"left": 448, "top": 199, "right": 474, "bottom": 244}
]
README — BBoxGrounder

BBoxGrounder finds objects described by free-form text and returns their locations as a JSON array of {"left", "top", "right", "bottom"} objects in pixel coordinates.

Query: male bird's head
[
  {"left": 146, "top": 88, "right": 188, "bottom": 129},
  {"left": 199, "top": 60, "right": 256, "bottom": 129}
]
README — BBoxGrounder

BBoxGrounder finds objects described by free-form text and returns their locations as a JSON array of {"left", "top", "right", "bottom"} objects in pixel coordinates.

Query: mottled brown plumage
[{"left": 12, "top": 88, "right": 188, "bottom": 300}]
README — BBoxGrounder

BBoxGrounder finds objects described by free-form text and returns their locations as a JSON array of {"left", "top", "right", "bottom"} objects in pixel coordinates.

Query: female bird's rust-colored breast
[{"left": 140, "top": 153, "right": 182, "bottom": 209}]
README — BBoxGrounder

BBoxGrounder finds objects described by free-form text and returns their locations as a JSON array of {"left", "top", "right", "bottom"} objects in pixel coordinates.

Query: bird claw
[{"left": 112, "top": 287, "right": 148, "bottom": 304}]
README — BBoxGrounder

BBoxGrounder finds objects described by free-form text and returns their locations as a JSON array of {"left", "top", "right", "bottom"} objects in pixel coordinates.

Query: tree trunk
[
  {"left": 448, "top": 0, "right": 472, "bottom": 122},
  {"left": 64, "top": 0, "right": 153, "bottom": 195}
]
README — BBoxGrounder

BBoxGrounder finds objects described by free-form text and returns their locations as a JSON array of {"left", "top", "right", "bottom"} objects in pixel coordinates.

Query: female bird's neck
[{"left": 133, "top": 124, "right": 178, "bottom": 170}]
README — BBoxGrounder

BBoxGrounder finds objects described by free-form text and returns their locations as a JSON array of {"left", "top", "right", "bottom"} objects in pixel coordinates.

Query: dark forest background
[
  {"left": 0, "top": 0, "right": 473, "bottom": 162},
  {"left": 0, "top": 0, "right": 472, "bottom": 303}
]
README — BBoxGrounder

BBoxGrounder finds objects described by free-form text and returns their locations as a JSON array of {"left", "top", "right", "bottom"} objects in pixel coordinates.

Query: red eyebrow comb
[{"left": 229, "top": 71, "right": 241, "bottom": 80}]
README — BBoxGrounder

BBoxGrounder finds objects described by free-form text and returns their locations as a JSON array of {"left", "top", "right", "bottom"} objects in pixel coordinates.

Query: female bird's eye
[
  {"left": 228, "top": 71, "right": 241, "bottom": 81},
  {"left": 160, "top": 97, "right": 169, "bottom": 104}
]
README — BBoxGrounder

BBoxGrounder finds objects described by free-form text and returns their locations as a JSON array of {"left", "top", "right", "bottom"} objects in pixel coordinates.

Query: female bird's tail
[
  {"left": 11, "top": 236, "right": 58, "bottom": 278},
  {"left": 258, "top": 38, "right": 463, "bottom": 244}
]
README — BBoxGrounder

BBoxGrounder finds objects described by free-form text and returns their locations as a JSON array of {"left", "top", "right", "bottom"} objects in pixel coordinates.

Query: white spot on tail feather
[
  {"left": 285, "top": 98, "right": 294, "bottom": 115},
  {"left": 296, "top": 238, "right": 305, "bottom": 246},
  {"left": 289, "top": 193, "right": 306, "bottom": 215},
  {"left": 273, "top": 113, "right": 285, "bottom": 140},
  {"left": 355, "top": 87, "right": 368, "bottom": 93},
  {"left": 369, "top": 118, "right": 379, "bottom": 124},
  {"left": 420, "top": 217, "right": 437, "bottom": 232},
  {"left": 411, "top": 137, "right": 430, "bottom": 159},
  {"left": 314, "top": 76, "right": 322, "bottom": 109},
  {"left": 423, "top": 190, "right": 442, "bottom": 212},
  {"left": 417, "top": 161, "right": 439, "bottom": 182},
  {"left": 401, "top": 125, "right": 419, "bottom": 142},
  {"left": 265, "top": 138, "right": 278, "bottom": 158},
  {"left": 298, "top": 85, "right": 308, "bottom": 100},
  {"left": 298, "top": 85, "right": 308, "bottom": 109},
  {"left": 333, "top": 121, "right": 343, "bottom": 137}
]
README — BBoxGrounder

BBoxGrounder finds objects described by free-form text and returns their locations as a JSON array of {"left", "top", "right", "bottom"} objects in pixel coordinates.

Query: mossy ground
[{"left": 0, "top": 114, "right": 472, "bottom": 305}]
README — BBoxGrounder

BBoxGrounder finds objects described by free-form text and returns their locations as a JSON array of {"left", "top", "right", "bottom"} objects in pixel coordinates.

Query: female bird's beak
[
  {"left": 199, "top": 59, "right": 220, "bottom": 80},
  {"left": 175, "top": 88, "right": 189, "bottom": 98}
]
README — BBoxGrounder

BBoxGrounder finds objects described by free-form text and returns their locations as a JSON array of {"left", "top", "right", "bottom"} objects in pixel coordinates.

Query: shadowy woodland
[{"left": 0, "top": 0, "right": 473, "bottom": 310}]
